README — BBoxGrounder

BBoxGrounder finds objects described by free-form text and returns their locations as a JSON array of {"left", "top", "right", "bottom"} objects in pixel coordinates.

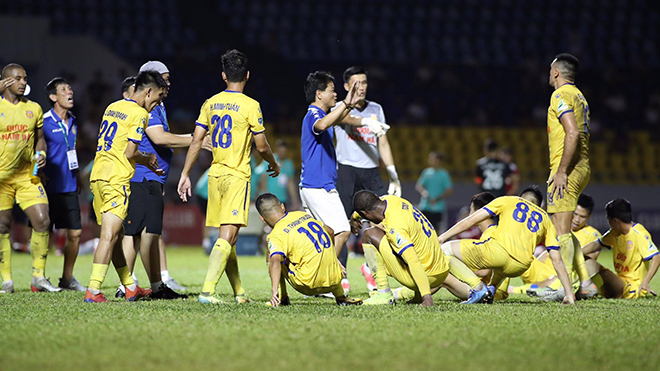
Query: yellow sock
[
  {"left": 571, "top": 233, "right": 591, "bottom": 284},
  {"left": 448, "top": 256, "right": 482, "bottom": 289},
  {"left": 116, "top": 266, "right": 135, "bottom": 287},
  {"left": 511, "top": 283, "right": 533, "bottom": 294},
  {"left": 365, "top": 242, "right": 391, "bottom": 291},
  {"left": 30, "top": 230, "right": 49, "bottom": 277},
  {"left": 0, "top": 234, "right": 12, "bottom": 282},
  {"left": 494, "top": 278, "right": 510, "bottom": 301},
  {"left": 549, "top": 278, "right": 562, "bottom": 290},
  {"left": 558, "top": 233, "right": 575, "bottom": 274},
  {"left": 201, "top": 238, "right": 232, "bottom": 295},
  {"left": 89, "top": 263, "right": 109, "bottom": 291},
  {"left": 225, "top": 245, "right": 246, "bottom": 296},
  {"left": 591, "top": 272, "right": 604, "bottom": 289}
]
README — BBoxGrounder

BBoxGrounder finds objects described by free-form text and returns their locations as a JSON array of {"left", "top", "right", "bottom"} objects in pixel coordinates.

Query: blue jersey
[
  {"left": 43, "top": 109, "right": 78, "bottom": 193},
  {"left": 131, "top": 104, "right": 174, "bottom": 184},
  {"left": 299, "top": 105, "right": 337, "bottom": 191}
]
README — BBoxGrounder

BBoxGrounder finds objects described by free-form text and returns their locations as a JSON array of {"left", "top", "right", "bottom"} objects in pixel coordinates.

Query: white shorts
[{"left": 299, "top": 187, "right": 350, "bottom": 235}]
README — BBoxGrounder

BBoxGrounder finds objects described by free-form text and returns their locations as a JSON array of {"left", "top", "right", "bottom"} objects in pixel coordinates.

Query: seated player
[
  {"left": 352, "top": 191, "right": 481, "bottom": 306},
  {"left": 572, "top": 193, "right": 602, "bottom": 260},
  {"left": 581, "top": 198, "right": 659, "bottom": 299},
  {"left": 255, "top": 193, "right": 361, "bottom": 307},
  {"left": 438, "top": 186, "right": 576, "bottom": 304}
]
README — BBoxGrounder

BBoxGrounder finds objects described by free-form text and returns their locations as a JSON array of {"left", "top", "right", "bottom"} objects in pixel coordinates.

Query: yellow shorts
[
  {"left": 460, "top": 237, "right": 530, "bottom": 277},
  {"left": 547, "top": 164, "right": 590, "bottom": 214},
  {"left": 0, "top": 172, "right": 48, "bottom": 211},
  {"left": 519, "top": 256, "right": 556, "bottom": 284},
  {"left": 379, "top": 241, "right": 449, "bottom": 290},
  {"left": 621, "top": 277, "right": 645, "bottom": 299},
  {"left": 207, "top": 174, "right": 250, "bottom": 227},
  {"left": 90, "top": 180, "right": 130, "bottom": 225},
  {"left": 288, "top": 280, "right": 343, "bottom": 297}
]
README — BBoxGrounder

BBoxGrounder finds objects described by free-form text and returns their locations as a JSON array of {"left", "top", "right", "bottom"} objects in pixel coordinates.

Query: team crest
[
  {"left": 26, "top": 110, "right": 34, "bottom": 118},
  {"left": 555, "top": 94, "right": 561, "bottom": 99},
  {"left": 627, "top": 240, "right": 634, "bottom": 250},
  {"left": 232, "top": 209, "right": 238, "bottom": 216},
  {"left": 0, "top": 113, "right": 5, "bottom": 118},
  {"left": 72, "top": 126, "right": 77, "bottom": 136},
  {"left": 136, "top": 127, "right": 144, "bottom": 135}
]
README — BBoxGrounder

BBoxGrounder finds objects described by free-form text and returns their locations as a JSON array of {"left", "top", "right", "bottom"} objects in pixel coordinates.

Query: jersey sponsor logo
[
  {"left": 557, "top": 99, "right": 569, "bottom": 112},
  {"left": 26, "top": 110, "right": 34, "bottom": 118},
  {"left": 268, "top": 240, "right": 275, "bottom": 253},
  {"left": 395, "top": 232, "right": 408, "bottom": 247},
  {"left": 232, "top": 209, "right": 238, "bottom": 216}
]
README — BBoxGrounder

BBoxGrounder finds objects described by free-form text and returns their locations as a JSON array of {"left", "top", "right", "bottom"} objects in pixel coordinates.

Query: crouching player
[
  {"left": 581, "top": 198, "right": 660, "bottom": 299},
  {"left": 256, "top": 193, "right": 361, "bottom": 307},
  {"left": 352, "top": 191, "right": 477, "bottom": 306}
]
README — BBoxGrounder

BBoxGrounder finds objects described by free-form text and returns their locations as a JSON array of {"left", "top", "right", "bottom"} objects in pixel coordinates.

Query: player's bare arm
[
  {"left": 313, "top": 81, "right": 361, "bottom": 132},
  {"left": 126, "top": 141, "right": 164, "bottom": 176},
  {"left": 438, "top": 208, "right": 491, "bottom": 244},
  {"left": 145, "top": 125, "right": 198, "bottom": 148},
  {"left": 548, "top": 111, "right": 579, "bottom": 200},
  {"left": 177, "top": 124, "right": 207, "bottom": 202},
  {"left": 639, "top": 254, "right": 660, "bottom": 296},
  {"left": 253, "top": 132, "right": 280, "bottom": 177},
  {"left": 268, "top": 253, "right": 288, "bottom": 307},
  {"left": 581, "top": 240, "right": 602, "bottom": 256},
  {"left": 547, "top": 249, "right": 576, "bottom": 304},
  {"left": 35, "top": 127, "right": 47, "bottom": 168}
]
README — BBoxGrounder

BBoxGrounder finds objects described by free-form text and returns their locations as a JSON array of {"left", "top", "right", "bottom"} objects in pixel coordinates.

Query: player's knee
[
  {"left": 362, "top": 228, "right": 382, "bottom": 246},
  {"left": 0, "top": 220, "right": 10, "bottom": 234},
  {"left": 67, "top": 229, "right": 82, "bottom": 241},
  {"left": 32, "top": 215, "right": 50, "bottom": 232}
]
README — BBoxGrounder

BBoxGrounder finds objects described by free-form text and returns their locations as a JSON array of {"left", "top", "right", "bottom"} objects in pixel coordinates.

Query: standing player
[
  {"left": 299, "top": 71, "right": 388, "bottom": 294},
  {"left": 0, "top": 63, "right": 61, "bottom": 293},
  {"left": 42, "top": 77, "right": 85, "bottom": 291},
  {"left": 120, "top": 61, "right": 195, "bottom": 300},
  {"left": 84, "top": 71, "right": 167, "bottom": 303},
  {"left": 256, "top": 193, "right": 361, "bottom": 307},
  {"left": 545, "top": 53, "right": 597, "bottom": 300},
  {"left": 177, "top": 49, "right": 280, "bottom": 304},
  {"left": 475, "top": 139, "right": 511, "bottom": 198},
  {"left": 582, "top": 199, "right": 660, "bottom": 299}
]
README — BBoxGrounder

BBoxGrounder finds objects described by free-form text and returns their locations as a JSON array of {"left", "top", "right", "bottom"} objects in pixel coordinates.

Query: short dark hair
[
  {"left": 471, "top": 192, "right": 495, "bottom": 210},
  {"left": 352, "top": 190, "right": 380, "bottom": 214},
  {"left": 221, "top": 49, "right": 249, "bottom": 82},
  {"left": 255, "top": 193, "right": 282, "bottom": 217},
  {"left": 577, "top": 193, "right": 595, "bottom": 214},
  {"left": 605, "top": 198, "right": 632, "bottom": 223},
  {"left": 519, "top": 185, "right": 543, "bottom": 207},
  {"left": 45, "top": 77, "right": 69, "bottom": 107},
  {"left": 343, "top": 66, "right": 367, "bottom": 84},
  {"left": 553, "top": 53, "right": 579, "bottom": 81},
  {"left": 121, "top": 76, "right": 137, "bottom": 94},
  {"left": 304, "top": 71, "right": 335, "bottom": 104},
  {"left": 484, "top": 138, "right": 498, "bottom": 152},
  {"left": 1, "top": 63, "right": 25, "bottom": 78},
  {"left": 134, "top": 71, "right": 168, "bottom": 92}
]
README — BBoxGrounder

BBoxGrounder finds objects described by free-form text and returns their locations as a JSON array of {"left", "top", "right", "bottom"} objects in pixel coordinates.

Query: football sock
[
  {"left": 511, "top": 283, "right": 533, "bottom": 294},
  {"left": 151, "top": 281, "right": 163, "bottom": 292},
  {"left": 30, "top": 230, "right": 49, "bottom": 277},
  {"left": 364, "top": 242, "right": 390, "bottom": 292},
  {"left": 591, "top": 273, "right": 604, "bottom": 289},
  {"left": 161, "top": 270, "right": 171, "bottom": 282},
  {"left": 448, "top": 256, "right": 483, "bottom": 289},
  {"left": 131, "top": 272, "right": 139, "bottom": 287},
  {"left": 116, "top": 266, "right": 136, "bottom": 291},
  {"left": 494, "top": 278, "right": 510, "bottom": 301},
  {"left": 201, "top": 238, "right": 232, "bottom": 295},
  {"left": 558, "top": 233, "right": 575, "bottom": 274},
  {"left": 571, "top": 233, "right": 592, "bottom": 286},
  {"left": 549, "top": 278, "right": 562, "bottom": 290},
  {"left": 89, "top": 263, "right": 109, "bottom": 292},
  {"left": 0, "top": 234, "right": 12, "bottom": 282},
  {"left": 226, "top": 245, "right": 246, "bottom": 296}
]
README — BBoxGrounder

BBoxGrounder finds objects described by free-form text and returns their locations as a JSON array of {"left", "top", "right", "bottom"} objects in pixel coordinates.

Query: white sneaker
[
  {"left": 31, "top": 277, "right": 63, "bottom": 292},
  {"left": 1, "top": 280, "right": 14, "bottom": 293},
  {"left": 164, "top": 277, "right": 187, "bottom": 292}
]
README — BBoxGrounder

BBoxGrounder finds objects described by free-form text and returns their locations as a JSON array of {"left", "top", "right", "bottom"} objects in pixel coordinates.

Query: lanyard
[{"left": 56, "top": 119, "right": 76, "bottom": 150}]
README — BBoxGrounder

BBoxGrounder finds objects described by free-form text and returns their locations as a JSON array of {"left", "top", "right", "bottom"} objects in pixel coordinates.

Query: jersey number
[
  {"left": 211, "top": 114, "right": 233, "bottom": 149},
  {"left": 412, "top": 206, "right": 434, "bottom": 237},
  {"left": 297, "top": 221, "right": 331, "bottom": 253},
  {"left": 512, "top": 202, "right": 543, "bottom": 233},
  {"left": 483, "top": 169, "right": 504, "bottom": 190},
  {"left": 97, "top": 120, "right": 118, "bottom": 152}
]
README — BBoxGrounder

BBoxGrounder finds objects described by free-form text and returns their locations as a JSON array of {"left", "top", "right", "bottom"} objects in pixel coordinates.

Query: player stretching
[
  {"left": 582, "top": 199, "right": 660, "bottom": 299},
  {"left": 0, "top": 64, "right": 61, "bottom": 293},
  {"left": 84, "top": 71, "right": 167, "bottom": 303},
  {"left": 544, "top": 53, "right": 597, "bottom": 301},
  {"left": 256, "top": 193, "right": 361, "bottom": 307},
  {"left": 177, "top": 49, "right": 280, "bottom": 304}
]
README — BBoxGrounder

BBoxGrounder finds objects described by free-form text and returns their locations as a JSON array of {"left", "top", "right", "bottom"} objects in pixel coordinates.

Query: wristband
[{"left": 386, "top": 165, "right": 398, "bottom": 182}]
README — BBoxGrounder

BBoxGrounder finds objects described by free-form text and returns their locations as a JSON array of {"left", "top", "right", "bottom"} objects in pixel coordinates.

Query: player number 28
[
  {"left": 512, "top": 202, "right": 543, "bottom": 233},
  {"left": 297, "top": 221, "right": 331, "bottom": 253},
  {"left": 97, "top": 120, "right": 118, "bottom": 152},
  {"left": 211, "top": 114, "right": 233, "bottom": 149}
]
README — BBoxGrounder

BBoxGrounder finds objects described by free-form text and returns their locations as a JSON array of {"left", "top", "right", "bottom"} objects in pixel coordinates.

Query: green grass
[{"left": 2, "top": 247, "right": 660, "bottom": 371}]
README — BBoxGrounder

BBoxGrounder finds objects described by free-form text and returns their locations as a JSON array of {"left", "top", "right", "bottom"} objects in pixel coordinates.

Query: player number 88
[
  {"left": 211, "top": 114, "right": 233, "bottom": 149},
  {"left": 512, "top": 202, "right": 543, "bottom": 233},
  {"left": 297, "top": 221, "right": 332, "bottom": 253}
]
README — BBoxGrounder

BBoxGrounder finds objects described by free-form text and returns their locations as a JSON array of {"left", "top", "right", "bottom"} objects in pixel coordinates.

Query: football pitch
[{"left": 2, "top": 247, "right": 659, "bottom": 371}]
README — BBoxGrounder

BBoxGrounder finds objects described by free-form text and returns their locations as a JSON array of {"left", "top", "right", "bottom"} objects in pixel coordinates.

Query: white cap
[{"left": 139, "top": 61, "right": 169, "bottom": 74}]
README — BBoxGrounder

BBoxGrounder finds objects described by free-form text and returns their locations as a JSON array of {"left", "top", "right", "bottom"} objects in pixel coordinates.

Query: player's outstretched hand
[
  {"left": 420, "top": 294, "right": 434, "bottom": 307},
  {"left": 178, "top": 176, "right": 191, "bottom": 202},
  {"left": 345, "top": 80, "right": 360, "bottom": 107},
  {"left": 548, "top": 171, "right": 568, "bottom": 200},
  {"left": 388, "top": 179, "right": 402, "bottom": 196},
  {"left": 267, "top": 161, "right": 280, "bottom": 177}
]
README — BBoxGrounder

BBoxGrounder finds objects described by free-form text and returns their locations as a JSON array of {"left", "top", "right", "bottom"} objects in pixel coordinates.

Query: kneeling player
[
  {"left": 581, "top": 198, "right": 659, "bottom": 299},
  {"left": 256, "top": 193, "right": 361, "bottom": 307},
  {"left": 352, "top": 191, "right": 479, "bottom": 306}
]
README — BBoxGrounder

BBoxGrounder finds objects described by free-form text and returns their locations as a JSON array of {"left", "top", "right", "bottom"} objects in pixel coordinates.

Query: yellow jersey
[
  {"left": 380, "top": 195, "right": 448, "bottom": 276},
  {"left": 267, "top": 211, "right": 342, "bottom": 288},
  {"left": 0, "top": 96, "right": 43, "bottom": 181},
  {"left": 574, "top": 225, "right": 601, "bottom": 248},
  {"left": 599, "top": 223, "right": 659, "bottom": 282},
  {"left": 547, "top": 83, "right": 590, "bottom": 172},
  {"left": 483, "top": 196, "right": 559, "bottom": 266},
  {"left": 90, "top": 99, "right": 148, "bottom": 184},
  {"left": 196, "top": 90, "right": 265, "bottom": 181}
]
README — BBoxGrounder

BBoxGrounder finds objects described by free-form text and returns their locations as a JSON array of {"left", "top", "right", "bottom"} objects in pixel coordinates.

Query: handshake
[{"left": 360, "top": 117, "right": 390, "bottom": 137}]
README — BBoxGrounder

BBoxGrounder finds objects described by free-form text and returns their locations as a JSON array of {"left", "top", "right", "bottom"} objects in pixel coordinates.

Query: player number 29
[
  {"left": 512, "top": 202, "right": 543, "bottom": 233},
  {"left": 211, "top": 114, "right": 233, "bottom": 149},
  {"left": 297, "top": 221, "right": 331, "bottom": 253},
  {"left": 97, "top": 120, "right": 118, "bottom": 152}
]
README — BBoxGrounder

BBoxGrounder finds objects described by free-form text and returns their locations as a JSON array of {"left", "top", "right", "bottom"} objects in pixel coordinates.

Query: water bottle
[{"left": 30, "top": 151, "right": 42, "bottom": 184}]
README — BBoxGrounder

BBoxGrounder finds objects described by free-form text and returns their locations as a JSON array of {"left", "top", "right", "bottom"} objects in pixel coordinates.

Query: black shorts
[
  {"left": 124, "top": 180, "right": 164, "bottom": 236},
  {"left": 48, "top": 192, "right": 82, "bottom": 230},
  {"left": 337, "top": 163, "right": 387, "bottom": 218}
]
